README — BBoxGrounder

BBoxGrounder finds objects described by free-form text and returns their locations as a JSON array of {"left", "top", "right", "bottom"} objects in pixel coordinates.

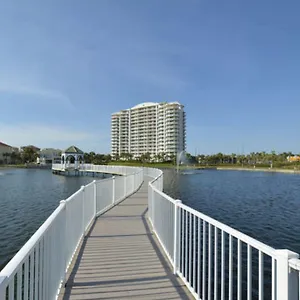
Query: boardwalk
[{"left": 59, "top": 178, "right": 192, "bottom": 300}]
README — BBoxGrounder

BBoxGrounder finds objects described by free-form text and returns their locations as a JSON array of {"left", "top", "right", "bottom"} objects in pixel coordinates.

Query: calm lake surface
[{"left": 1, "top": 167, "right": 300, "bottom": 273}]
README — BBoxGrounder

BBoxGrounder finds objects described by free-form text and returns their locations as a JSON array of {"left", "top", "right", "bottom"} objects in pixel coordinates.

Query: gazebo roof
[{"left": 64, "top": 146, "right": 84, "bottom": 154}]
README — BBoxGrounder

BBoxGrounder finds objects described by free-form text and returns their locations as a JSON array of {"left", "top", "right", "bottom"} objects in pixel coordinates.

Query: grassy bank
[
  {"left": 108, "top": 161, "right": 177, "bottom": 168},
  {"left": 0, "top": 164, "right": 26, "bottom": 169},
  {"left": 108, "top": 161, "right": 211, "bottom": 169},
  {"left": 216, "top": 166, "right": 300, "bottom": 174}
]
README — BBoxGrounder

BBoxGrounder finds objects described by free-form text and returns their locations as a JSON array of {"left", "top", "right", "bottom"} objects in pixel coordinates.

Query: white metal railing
[
  {"left": 147, "top": 167, "right": 300, "bottom": 300},
  {"left": 51, "top": 163, "right": 137, "bottom": 176},
  {"left": 0, "top": 164, "right": 143, "bottom": 299}
]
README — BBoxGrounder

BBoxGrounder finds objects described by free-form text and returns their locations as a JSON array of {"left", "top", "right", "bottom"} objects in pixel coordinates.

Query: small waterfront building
[
  {"left": 0, "top": 141, "right": 18, "bottom": 164},
  {"left": 287, "top": 155, "right": 300, "bottom": 162},
  {"left": 37, "top": 148, "right": 62, "bottom": 165},
  {"left": 61, "top": 146, "right": 84, "bottom": 170}
]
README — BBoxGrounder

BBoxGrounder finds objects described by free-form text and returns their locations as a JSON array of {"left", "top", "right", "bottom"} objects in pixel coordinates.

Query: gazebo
[{"left": 61, "top": 146, "right": 84, "bottom": 170}]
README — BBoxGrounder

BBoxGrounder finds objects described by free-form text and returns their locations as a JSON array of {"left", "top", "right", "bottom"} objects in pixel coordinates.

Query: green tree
[
  {"left": 140, "top": 152, "right": 151, "bottom": 163},
  {"left": 22, "top": 147, "right": 38, "bottom": 163}
]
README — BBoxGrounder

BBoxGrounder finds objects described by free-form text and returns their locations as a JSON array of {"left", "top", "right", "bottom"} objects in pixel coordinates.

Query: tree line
[
  {"left": 113, "top": 151, "right": 299, "bottom": 167},
  {"left": 2, "top": 148, "right": 298, "bottom": 167},
  {"left": 1, "top": 147, "right": 38, "bottom": 164},
  {"left": 196, "top": 151, "right": 298, "bottom": 166}
]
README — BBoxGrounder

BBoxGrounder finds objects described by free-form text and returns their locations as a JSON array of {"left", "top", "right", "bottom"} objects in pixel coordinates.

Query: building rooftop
[
  {"left": 112, "top": 102, "right": 183, "bottom": 115},
  {"left": 64, "top": 146, "right": 84, "bottom": 154},
  {"left": 131, "top": 102, "right": 158, "bottom": 110},
  {"left": 0, "top": 141, "right": 12, "bottom": 148}
]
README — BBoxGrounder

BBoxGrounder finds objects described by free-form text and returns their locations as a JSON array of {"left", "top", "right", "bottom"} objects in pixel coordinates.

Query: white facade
[
  {"left": 111, "top": 102, "right": 186, "bottom": 158},
  {"left": 37, "top": 148, "right": 61, "bottom": 165}
]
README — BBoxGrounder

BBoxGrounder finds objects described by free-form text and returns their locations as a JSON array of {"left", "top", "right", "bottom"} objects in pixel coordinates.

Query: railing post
[
  {"left": 174, "top": 200, "right": 182, "bottom": 274},
  {"left": 93, "top": 180, "right": 97, "bottom": 217},
  {"left": 81, "top": 186, "right": 85, "bottom": 236},
  {"left": 276, "top": 249, "right": 299, "bottom": 300},
  {"left": 112, "top": 176, "right": 115, "bottom": 205},
  {"left": 124, "top": 175, "right": 127, "bottom": 198},
  {"left": 151, "top": 187, "right": 155, "bottom": 228},
  {"left": 59, "top": 200, "right": 67, "bottom": 285}
]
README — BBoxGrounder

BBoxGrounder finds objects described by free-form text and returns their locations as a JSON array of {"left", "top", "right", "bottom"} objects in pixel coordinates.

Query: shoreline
[
  {"left": 0, "top": 165, "right": 26, "bottom": 170},
  {"left": 216, "top": 166, "right": 300, "bottom": 174}
]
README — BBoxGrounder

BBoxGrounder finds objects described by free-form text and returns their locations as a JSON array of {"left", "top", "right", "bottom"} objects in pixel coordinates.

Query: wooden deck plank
[{"left": 59, "top": 178, "right": 192, "bottom": 300}]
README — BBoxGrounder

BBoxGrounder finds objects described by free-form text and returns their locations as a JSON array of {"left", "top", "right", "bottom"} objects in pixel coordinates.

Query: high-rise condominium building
[{"left": 111, "top": 102, "right": 186, "bottom": 158}]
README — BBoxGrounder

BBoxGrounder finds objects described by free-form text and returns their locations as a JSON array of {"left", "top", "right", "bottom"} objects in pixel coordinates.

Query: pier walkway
[{"left": 59, "top": 179, "right": 191, "bottom": 300}]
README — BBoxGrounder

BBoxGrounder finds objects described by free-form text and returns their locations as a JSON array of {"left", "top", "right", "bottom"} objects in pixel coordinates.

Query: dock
[{"left": 59, "top": 179, "right": 191, "bottom": 299}]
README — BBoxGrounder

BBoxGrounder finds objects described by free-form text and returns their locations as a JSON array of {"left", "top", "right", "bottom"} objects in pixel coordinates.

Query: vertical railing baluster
[
  {"left": 93, "top": 180, "right": 97, "bottom": 216},
  {"left": 81, "top": 186, "right": 85, "bottom": 236},
  {"left": 174, "top": 202, "right": 181, "bottom": 274},
  {"left": 198, "top": 218, "right": 201, "bottom": 298},
  {"left": 8, "top": 279, "right": 14, "bottom": 300},
  {"left": 24, "top": 259, "right": 29, "bottom": 300},
  {"left": 202, "top": 221, "right": 206, "bottom": 300},
  {"left": 208, "top": 224, "right": 211, "bottom": 300},
  {"left": 189, "top": 212, "right": 192, "bottom": 284},
  {"left": 30, "top": 251, "right": 34, "bottom": 300},
  {"left": 272, "top": 257, "right": 275, "bottom": 300},
  {"left": 17, "top": 269, "right": 22, "bottom": 299},
  {"left": 259, "top": 251, "right": 264, "bottom": 300},
  {"left": 221, "top": 230, "right": 225, "bottom": 300},
  {"left": 181, "top": 210, "right": 184, "bottom": 274},
  {"left": 185, "top": 210, "right": 188, "bottom": 279},
  {"left": 39, "top": 240, "right": 43, "bottom": 300},
  {"left": 237, "top": 239, "right": 242, "bottom": 300},
  {"left": 247, "top": 245, "right": 252, "bottom": 300},
  {"left": 42, "top": 235, "right": 47, "bottom": 300},
  {"left": 214, "top": 227, "right": 218, "bottom": 300},
  {"left": 299, "top": 273, "right": 300, "bottom": 300},
  {"left": 112, "top": 176, "right": 115, "bottom": 205},
  {"left": 124, "top": 175, "right": 127, "bottom": 198},
  {"left": 229, "top": 235, "right": 233, "bottom": 300},
  {"left": 193, "top": 214, "right": 196, "bottom": 291},
  {"left": 35, "top": 244, "right": 40, "bottom": 300}
]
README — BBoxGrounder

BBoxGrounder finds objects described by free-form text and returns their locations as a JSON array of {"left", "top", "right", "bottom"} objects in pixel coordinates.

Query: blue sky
[{"left": 0, "top": 0, "right": 299, "bottom": 154}]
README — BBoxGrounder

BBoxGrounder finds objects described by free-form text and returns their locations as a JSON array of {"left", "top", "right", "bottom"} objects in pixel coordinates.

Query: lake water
[{"left": 1, "top": 167, "right": 300, "bottom": 276}]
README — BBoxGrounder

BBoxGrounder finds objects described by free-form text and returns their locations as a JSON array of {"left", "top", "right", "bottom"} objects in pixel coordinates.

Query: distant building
[
  {"left": 37, "top": 148, "right": 62, "bottom": 165},
  {"left": 287, "top": 156, "right": 300, "bottom": 162},
  {"left": 111, "top": 102, "right": 186, "bottom": 159},
  {"left": 0, "top": 141, "right": 18, "bottom": 164}
]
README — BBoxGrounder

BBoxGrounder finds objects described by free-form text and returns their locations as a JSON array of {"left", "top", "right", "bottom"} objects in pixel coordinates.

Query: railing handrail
[{"left": 289, "top": 257, "right": 300, "bottom": 271}]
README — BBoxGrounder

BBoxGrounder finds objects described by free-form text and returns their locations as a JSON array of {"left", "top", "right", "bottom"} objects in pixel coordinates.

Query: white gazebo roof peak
[{"left": 63, "top": 146, "right": 84, "bottom": 154}]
